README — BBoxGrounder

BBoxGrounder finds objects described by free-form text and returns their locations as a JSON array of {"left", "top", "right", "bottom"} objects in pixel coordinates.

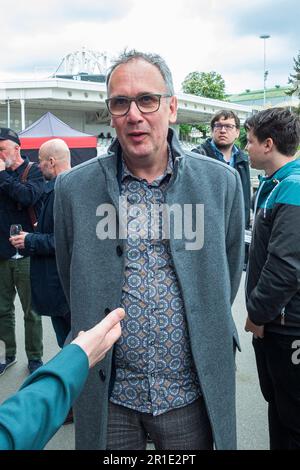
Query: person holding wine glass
[
  {"left": 9, "top": 139, "right": 72, "bottom": 350},
  {"left": 10, "top": 224, "right": 24, "bottom": 259},
  {"left": 0, "top": 127, "right": 44, "bottom": 376}
]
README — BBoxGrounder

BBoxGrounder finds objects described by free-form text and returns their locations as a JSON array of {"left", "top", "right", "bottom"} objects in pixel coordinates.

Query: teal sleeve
[{"left": 0, "top": 344, "right": 89, "bottom": 450}]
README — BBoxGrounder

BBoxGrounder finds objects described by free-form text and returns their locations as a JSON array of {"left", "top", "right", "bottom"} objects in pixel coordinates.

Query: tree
[
  {"left": 180, "top": 71, "right": 226, "bottom": 142},
  {"left": 286, "top": 51, "right": 300, "bottom": 114},
  {"left": 182, "top": 71, "right": 226, "bottom": 100},
  {"left": 235, "top": 127, "right": 247, "bottom": 150}
]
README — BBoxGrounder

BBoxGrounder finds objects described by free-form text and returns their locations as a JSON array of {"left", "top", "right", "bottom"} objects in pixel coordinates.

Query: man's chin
[
  {"left": 216, "top": 142, "right": 232, "bottom": 151},
  {"left": 123, "top": 143, "right": 151, "bottom": 160},
  {"left": 5, "top": 160, "right": 13, "bottom": 169}
]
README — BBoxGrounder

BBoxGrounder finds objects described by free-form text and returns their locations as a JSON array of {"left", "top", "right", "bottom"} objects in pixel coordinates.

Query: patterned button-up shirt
[{"left": 110, "top": 149, "right": 200, "bottom": 416}]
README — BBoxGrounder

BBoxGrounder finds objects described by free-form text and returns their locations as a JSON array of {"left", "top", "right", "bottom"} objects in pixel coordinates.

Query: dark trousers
[
  {"left": 0, "top": 258, "right": 43, "bottom": 360},
  {"left": 253, "top": 332, "right": 300, "bottom": 449},
  {"left": 107, "top": 397, "right": 213, "bottom": 450},
  {"left": 51, "top": 311, "right": 71, "bottom": 348}
]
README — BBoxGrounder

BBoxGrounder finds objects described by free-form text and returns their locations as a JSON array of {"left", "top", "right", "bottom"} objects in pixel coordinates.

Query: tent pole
[
  {"left": 7, "top": 98, "right": 10, "bottom": 128},
  {"left": 20, "top": 98, "right": 26, "bottom": 130}
]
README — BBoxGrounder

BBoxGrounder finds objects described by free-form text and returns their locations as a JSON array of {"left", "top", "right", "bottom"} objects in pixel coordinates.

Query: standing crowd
[{"left": 0, "top": 49, "right": 300, "bottom": 451}]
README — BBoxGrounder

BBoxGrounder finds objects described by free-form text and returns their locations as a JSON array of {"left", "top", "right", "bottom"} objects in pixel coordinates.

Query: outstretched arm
[{"left": 0, "top": 308, "right": 125, "bottom": 450}]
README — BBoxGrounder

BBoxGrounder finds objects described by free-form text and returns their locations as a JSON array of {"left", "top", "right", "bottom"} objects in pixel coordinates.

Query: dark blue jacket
[
  {"left": 192, "top": 139, "right": 251, "bottom": 229},
  {"left": 25, "top": 178, "right": 69, "bottom": 317},
  {"left": 0, "top": 157, "right": 44, "bottom": 260}
]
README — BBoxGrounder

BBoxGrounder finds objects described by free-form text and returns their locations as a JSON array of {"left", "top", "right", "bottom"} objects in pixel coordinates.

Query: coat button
[
  {"left": 104, "top": 308, "right": 110, "bottom": 316},
  {"left": 99, "top": 369, "right": 106, "bottom": 382},
  {"left": 116, "top": 245, "right": 123, "bottom": 256}
]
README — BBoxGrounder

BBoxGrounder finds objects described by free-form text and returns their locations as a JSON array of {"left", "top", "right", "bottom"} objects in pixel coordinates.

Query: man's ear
[
  {"left": 168, "top": 95, "right": 178, "bottom": 125},
  {"left": 264, "top": 137, "right": 274, "bottom": 152}
]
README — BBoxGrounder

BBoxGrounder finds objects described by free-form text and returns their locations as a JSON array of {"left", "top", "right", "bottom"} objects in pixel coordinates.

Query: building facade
[{"left": 0, "top": 76, "right": 253, "bottom": 137}]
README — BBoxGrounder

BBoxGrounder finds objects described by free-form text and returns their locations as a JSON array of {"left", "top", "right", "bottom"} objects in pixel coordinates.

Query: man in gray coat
[{"left": 54, "top": 50, "right": 244, "bottom": 450}]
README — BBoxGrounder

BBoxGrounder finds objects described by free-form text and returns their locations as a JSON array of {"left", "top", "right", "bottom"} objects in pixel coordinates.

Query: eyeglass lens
[{"left": 108, "top": 94, "right": 161, "bottom": 115}]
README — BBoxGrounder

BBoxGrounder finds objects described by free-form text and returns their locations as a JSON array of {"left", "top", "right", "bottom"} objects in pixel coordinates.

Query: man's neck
[
  {"left": 123, "top": 152, "right": 169, "bottom": 183},
  {"left": 215, "top": 143, "right": 234, "bottom": 162},
  {"left": 10, "top": 155, "right": 24, "bottom": 171},
  {"left": 264, "top": 155, "right": 295, "bottom": 177},
  {"left": 55, "top": 165, "right": 71, "bottom": 177}
]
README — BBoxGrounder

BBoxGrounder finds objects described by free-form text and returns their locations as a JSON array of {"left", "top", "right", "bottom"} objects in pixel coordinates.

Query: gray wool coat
[{"left": 54, "top": 129, "right": 244, "bottom": 450}]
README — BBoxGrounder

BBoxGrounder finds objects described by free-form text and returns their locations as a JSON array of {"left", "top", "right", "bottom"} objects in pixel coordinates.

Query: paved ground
[{"left": 0, "top": 273, "right": 268, "bottom": 450}]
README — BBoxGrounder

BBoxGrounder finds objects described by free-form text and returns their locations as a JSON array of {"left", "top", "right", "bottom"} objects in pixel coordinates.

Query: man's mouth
[{"left": 127, "top": 131, "right": 148, "bottom": 142}]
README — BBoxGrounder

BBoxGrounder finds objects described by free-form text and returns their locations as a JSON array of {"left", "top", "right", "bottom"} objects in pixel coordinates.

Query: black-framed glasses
[
  {"left": 213, "top": 123, "right": 237, "bottom": 131},
  {"left": 105, "top": 93, "right": 172, "bottom": 117}
]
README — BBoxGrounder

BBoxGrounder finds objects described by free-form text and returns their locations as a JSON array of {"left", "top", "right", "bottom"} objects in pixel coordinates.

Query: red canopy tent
[{"left": 19, "top": 112, "right": 97, "bottom": 166}]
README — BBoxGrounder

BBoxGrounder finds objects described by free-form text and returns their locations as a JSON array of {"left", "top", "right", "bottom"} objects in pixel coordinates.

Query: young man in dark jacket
[
  {"left": 192, "top": 110, "right": 251, "bottom": 230},
  {"left": 0, "top": 127, "right": 44, "bottom": 375},
  {"left": 244, "top": 108, "right": 300, "bottom": 449},
  {"left": 10, "top": 139, "right": 71, "bottom": 348}
]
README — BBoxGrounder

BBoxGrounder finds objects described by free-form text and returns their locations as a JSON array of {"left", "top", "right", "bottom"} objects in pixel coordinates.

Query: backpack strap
[{"left": 21, "top": 161, "right": 34, "bottom": 182}]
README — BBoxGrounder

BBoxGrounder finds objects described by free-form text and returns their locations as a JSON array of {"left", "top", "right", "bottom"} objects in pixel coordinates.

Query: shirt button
[{"left": 116, "top": 245, "right": 123, "bottom": 257}]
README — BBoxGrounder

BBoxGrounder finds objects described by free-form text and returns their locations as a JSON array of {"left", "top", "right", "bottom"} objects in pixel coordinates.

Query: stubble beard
[
  {"left": 215, "top": 142, "right": 233, "bottom": 152},
  {"left": 4, "top": 158, "right": 13, "bottom": 169}
]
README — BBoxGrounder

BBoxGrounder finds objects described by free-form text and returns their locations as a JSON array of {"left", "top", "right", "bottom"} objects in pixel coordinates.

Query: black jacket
[
  {"left": 24, "top": 178, "right": 69, "bottom": 317},
  {"left": 192, "top": 139, "right": 251, "bottom": 228},
  {"left": 0, "top": 157, "right": 44, "bottom": 260},
  {"left": 246, "top": 160, "right": 300, "bottom": 335}
]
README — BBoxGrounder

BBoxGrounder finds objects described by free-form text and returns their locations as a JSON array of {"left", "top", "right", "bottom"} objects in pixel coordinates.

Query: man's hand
[
  {"left": 245, "top": 316, "right": 264, "bottom": 338},
  {"left": 9, "top": 231, "right": 28, "bottom": 250},
  {"left": 0, "top": 160, "right": 6, "bottom": 171}
]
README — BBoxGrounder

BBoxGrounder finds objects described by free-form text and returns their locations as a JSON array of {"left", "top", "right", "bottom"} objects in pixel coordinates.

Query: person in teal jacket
[{"left": 0, "top": 307, "right": 125, "bottom": 450}]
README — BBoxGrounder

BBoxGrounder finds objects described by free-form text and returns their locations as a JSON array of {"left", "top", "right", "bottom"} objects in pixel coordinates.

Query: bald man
[{"left": 10, "top": 139, "right": 71, "bottom": 349}]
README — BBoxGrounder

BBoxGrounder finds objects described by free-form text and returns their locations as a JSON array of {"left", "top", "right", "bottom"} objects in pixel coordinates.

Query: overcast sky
[{"left": 1, "top": 0, "right": 299, "bottom": 94}]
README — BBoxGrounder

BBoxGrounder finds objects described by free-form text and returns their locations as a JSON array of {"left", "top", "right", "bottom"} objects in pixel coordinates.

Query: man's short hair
[
  {"left": 106, "top": 49, "right": 175, "bottom": 96},
  {"left": 210, "top": 110, "right": 240, "bottom": 130},
  {"left": 244, "top": 108, "right": 300, "bottom": 156},
  {"left": 0, "top": 127, "right": 20, "bottom": 145}
]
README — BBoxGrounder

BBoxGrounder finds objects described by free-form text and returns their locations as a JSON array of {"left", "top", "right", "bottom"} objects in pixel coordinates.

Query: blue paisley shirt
[{"left": 110, "top": 150, "right": 200, "bottom": 416}]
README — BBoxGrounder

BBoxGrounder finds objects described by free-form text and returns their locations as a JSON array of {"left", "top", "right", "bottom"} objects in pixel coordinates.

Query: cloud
[
  {"left": 5, "top": 0, "right": 134, "bottom": 33},
  {"left": 0, "top": 0, "right": 298, "bottom": 94},
  {"left": 0, "top": 0, "right": 134, "bottom": 75},
  {"left": 231, "top": 0, "right": 300, "bottom": 41}
]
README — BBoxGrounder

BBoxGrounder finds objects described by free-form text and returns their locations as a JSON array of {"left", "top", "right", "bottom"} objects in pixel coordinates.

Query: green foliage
[
  {"left": 287, "top": 51, "right": 300, "bottom": 96},
  {"left": 181, "top": 71, "right": 226, "bottom": 100},
  {"left": 180, "top": 70, "right": 226, "bottom": 141},
  {"left": 235, "top": 127, "right": 247, "bottom": 150},
  {"left": 287, "top": 51, "right": 300, "bottom": 114}
]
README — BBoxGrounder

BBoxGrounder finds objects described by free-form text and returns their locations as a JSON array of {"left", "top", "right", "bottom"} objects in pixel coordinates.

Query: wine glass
[{"left": 10, "top": 224, "right": 24, "bottom": 259}]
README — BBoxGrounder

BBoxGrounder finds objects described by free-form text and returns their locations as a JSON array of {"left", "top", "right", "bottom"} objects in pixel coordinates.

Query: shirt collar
[{"left": 210, "top": 139, "right": 238, "bottom": 167}]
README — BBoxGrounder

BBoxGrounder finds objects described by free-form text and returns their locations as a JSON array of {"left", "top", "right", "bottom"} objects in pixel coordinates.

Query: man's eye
[
  {"left": 113, "top": 98, "right": 128, "bottom": 107},
  {"left": 139, "top": 95, "right": 156, "bottom": 105}
]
